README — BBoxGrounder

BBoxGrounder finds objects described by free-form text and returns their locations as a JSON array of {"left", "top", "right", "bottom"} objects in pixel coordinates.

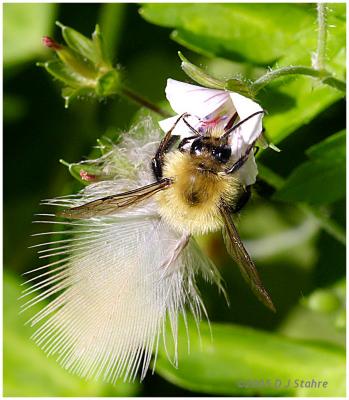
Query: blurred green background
[{"left": 3, "top": 3, "right": 346, "bottom": 397}]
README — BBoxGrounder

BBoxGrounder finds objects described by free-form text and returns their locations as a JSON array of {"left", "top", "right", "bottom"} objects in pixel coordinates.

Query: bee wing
[
  {"left": 22, "top": 212, "right": 222, "bottom": 382},
  {"left": 58, "top": 178, "right": 173, "bottom": 219},
  {"left": 220, "top": 205, "right": 276, "bottom": 312}
]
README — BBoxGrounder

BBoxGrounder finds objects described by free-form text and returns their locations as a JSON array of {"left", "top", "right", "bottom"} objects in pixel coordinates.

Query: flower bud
[
  {"left": 42, "top": 36, "right": 62, "bottom": 50},
  {"left": 39, "top": 22, "right": 121, "bottom": 107},
  {"left": 60, "top": 159, "right": 105, "bottom": 185},
  {"left": 60, "top": 138, "right": 114, "bottom": 184}
]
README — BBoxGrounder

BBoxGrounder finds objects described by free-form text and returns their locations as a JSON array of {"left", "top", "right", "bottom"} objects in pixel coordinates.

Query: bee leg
[
  {"left": 178, "top": 135, "right": 200, "bottom": 152},
  {"left": 151, "top": 158, "right": 163, "bottom": 181},
  {"left": 223, "top": 142, "right": 255, "bottom": 175},
  {"left": 152, "top": 134, "right": 180, "bottom": 180},
  {"left": 224, "top": 126, "right": 266, "bottom": 175},
  {"left": 152, "top": 112, "right": 191, "bottom": 180},
  {"left": 152, "top": 135, "right": 179, "bottom": 180}
]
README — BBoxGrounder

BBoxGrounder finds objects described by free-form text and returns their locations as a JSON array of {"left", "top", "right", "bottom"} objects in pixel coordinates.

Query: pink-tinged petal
[
  {"left": 238, "top": 153, "right": 258, "bottom": 186},
  {"left": 166, "top": 79, "right": 230, "bottom": 118},
  {"left": 158, "top": 115, "right": 201, "bottom": 139},
  {"left": 229, "top": 92, "right": 263, "bottom": 145},
  {"left": 200, "top": 101, "right": 236, "bottom": 132}
]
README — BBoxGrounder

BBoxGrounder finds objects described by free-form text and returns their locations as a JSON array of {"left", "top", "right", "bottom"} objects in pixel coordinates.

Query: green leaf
[
  {"left": 274, "top": 131, "right": 346, "bottom": 205},
  {"left": 258, "top": 163, "right": 346, "bottom": 245},
  {"left": 4, "top": 273, "right": 140, "bottom": 396},
  {"left": 262, "top": 78, "right": 344, "bottom": 145},
  {"left": 140, "top": 4, "right": 345, "bottom": 76},
  {"left": 4, "top": 3, "right": 57, "bottom": 67},
  {"left": 140, "top": 4, "right": 317, "bottom": 66},
  {"left": 278, "top": 304, "right": 346, "bottom": 347},
  {"left": 280, "top": 279, "right": 346, "bottom": 343},
  {"left": 306, "top": 129, "right": 345, "bottom": 160},
  {"left": 155, "top": 318, "right": 345, "bottom": 396},
  {"left": 260, "top": 7, "right": 345, "bottom": 141},
  {"left": 274, "top": 160, "right": 343, "bottom": 204}
]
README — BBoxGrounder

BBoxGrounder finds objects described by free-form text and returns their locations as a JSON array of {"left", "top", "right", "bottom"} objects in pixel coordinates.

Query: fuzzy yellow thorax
[{"left": 156, "top": 151, "right": 241, "bottom": 235}]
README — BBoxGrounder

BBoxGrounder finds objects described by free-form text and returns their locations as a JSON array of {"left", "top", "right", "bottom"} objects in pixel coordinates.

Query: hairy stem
[
  {"left": 121, "top": 86, "right": 171, "bottom": 118},
  {"left": 251, "top": 65, "right": 346, "bottom": 93},
  {"left": 313, "top": 3, "right": 328, "bottom": 70}
]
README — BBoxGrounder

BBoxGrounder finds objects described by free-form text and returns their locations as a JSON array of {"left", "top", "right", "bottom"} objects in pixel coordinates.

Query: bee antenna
[{"left": 221, "top": 110, "right": 265, "bottom": 139}]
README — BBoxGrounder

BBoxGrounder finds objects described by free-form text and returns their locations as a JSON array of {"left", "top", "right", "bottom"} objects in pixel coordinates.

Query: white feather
[{"left": 23, "top": 116, "right": 225, "bottom": 383}]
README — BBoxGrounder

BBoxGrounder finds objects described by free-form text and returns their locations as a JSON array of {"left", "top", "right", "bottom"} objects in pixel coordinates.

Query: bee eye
[
  {"left": 190, "top": 139, "right": 203, "bottom": 155},
  {"left": 213, "top": 146, "right": 231, "bottom": 163}
]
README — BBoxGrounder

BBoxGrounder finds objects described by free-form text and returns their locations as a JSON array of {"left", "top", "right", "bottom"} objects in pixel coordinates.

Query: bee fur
[{"left": 157, "top": 150, "right": 244, "bottom": 235}]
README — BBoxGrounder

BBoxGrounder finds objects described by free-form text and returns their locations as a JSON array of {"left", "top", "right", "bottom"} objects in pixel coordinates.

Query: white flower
[{"left": 159, "top": 79, "right": 265, "bottom": 185}]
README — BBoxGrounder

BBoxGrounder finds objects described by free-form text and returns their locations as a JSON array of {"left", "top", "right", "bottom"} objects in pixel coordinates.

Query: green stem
[
  {"left": 258, "top": 163, "right": 346, "bottom": 245},
  {"left": 121, "top": 86, "right": 171, "bottom": 118},
  {"left": 251, "top": 66, "right": 346, "bottom": 93},
  {"left": 313, "top": 3, "right": 328, "bottom": 71}
]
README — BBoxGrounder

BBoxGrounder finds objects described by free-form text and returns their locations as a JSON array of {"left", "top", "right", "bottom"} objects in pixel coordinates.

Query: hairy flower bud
[{"left": 39, "top": 22, "right": 122, "bottom": 107}]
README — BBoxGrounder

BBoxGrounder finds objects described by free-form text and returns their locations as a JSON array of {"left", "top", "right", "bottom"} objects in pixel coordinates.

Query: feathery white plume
[{"left": 22, "top": 117, "right": 224, "bottom": 383}]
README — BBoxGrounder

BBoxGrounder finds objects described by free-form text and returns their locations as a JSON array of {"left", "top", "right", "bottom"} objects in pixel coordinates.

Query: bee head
[
  {"left": 212, "top": 144, "right": 231, "bottom": 163},
  {"left": 190, "top": 138, "right": 231, "bottom": 164}
]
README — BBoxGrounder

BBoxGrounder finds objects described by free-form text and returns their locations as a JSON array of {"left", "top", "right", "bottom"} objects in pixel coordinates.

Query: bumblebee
[{"left": 61, "top": 111, "right": 275, "bottom": 312}]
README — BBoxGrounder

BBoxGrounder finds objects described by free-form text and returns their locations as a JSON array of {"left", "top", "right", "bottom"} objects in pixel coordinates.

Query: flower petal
[
  {"left": 166, "top": 79, "right": 230, "bottom": 118},
  {"left": 158, "top": 115, "right": 179, "bottom": 133},
  {"left": 238, "top": 153, "right": 258, "bottom": 186},
  {"left": 229, "top": 92, "right": 263, "bottom": 145},
  {"left": 158, "top": 114, "right": 201, "bottom": 139}
]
